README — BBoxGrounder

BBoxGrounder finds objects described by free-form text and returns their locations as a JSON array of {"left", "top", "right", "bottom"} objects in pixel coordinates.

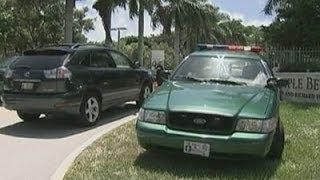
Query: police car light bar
[{"left": 197, "top": 44, "right": 262, "bottom": 52}]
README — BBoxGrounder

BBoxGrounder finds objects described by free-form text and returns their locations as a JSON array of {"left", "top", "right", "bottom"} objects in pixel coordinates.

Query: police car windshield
[{"left": 173, "top": 55, "right": 269, "bottom": 86}]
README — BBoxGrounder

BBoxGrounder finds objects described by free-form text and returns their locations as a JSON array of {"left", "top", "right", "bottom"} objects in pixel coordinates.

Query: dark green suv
[{"left": 2, "top": 44, "right": 153, "bottom": 126}]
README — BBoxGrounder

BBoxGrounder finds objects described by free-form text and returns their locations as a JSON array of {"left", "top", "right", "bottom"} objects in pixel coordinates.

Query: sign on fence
[
  {"left": 151, "top": 50, "right": 165, "bottom": 68},
  {"left": 276, "top": 73, "right": 320, "bottom": 103}
]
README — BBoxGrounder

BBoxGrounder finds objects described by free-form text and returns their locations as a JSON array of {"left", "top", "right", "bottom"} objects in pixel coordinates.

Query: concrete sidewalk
[{"left": 0, "top": 104, "right": 137, "bottom": 180}]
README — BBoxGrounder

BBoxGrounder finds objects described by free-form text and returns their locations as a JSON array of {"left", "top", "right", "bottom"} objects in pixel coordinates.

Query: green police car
[{"left": 136, "top": 44, "right": 287, "bottom": 159}]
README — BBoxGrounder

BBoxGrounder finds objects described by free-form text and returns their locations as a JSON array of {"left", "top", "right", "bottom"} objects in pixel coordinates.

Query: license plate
[
  {"left": 183, "top": 141, "right": 210, "bottom": 157},
  {"left": 21, "top": 82, "right": 34, "bottom": 90}
]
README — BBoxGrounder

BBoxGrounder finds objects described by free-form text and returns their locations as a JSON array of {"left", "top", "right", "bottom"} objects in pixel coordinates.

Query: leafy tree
[
  {"left": 73, "top": 7, "right": 95, "bottom": 43},
  {"left": 0, "top": 0, "right": 94, "bottom": 56},
  {"left": 263, "top": 0, "right": 320, "bottom": 47}
]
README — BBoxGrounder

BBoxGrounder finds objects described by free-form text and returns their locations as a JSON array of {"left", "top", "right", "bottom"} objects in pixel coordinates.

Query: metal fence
[{"left": 264, "top": 47, "right": 320, "bottom": 72}]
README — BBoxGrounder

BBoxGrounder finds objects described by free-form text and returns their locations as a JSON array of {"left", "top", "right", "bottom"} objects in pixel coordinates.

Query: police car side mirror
[
  {"left": 267, "top": 78, "right": 289, "bottom": 88},
  {"left": 277, "top": 78, "right": 289, "bottom": 87}
]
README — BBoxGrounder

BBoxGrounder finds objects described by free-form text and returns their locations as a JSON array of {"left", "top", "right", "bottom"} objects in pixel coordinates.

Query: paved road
[{"left": 0, "top": 103, "right": 138, "bottom": 180}]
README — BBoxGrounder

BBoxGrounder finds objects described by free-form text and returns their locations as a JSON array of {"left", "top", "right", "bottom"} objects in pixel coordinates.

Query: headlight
[
  {"left": 137, "top": 108, "right": 166, "bottom": 124},
  {"left": 236, "top": 117, "right": 277, "bottom": 133},
  {"left": 137, "top": 108, "right": 145, "bottom": 121},
  {"left": 4, "top": 69, "right": 13, "bottom": 79}
]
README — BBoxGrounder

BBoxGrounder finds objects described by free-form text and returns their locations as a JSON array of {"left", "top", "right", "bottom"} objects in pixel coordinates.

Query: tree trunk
[
  {"left": 174, "top": 18, "right": 180, "bottom": 67},
  {"left": 64, "top": 0, "right": 74, "bottom": 43},
  {"left": 162, "top": 22, "right": 172, "bottom": 45},
  {"left": 100, "top": 8, "right": 113, "bottom": 47},
  {"left": 137, "top": 3, "right": 144, "bottom": 66}
]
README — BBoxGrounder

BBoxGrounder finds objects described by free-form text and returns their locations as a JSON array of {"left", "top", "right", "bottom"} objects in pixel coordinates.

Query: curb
[{"left": 51, "top": 114, "right": 136, "bottom": 180}]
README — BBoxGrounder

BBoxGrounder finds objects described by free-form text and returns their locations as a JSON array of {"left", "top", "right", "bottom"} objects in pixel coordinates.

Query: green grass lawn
[{"left": 65, "top": 102, "right": 320, "bottom": 180}]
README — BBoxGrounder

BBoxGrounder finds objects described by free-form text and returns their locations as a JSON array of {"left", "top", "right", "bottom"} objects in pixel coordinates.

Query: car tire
[
  {"left": 78, "top": 93, "right": 101, "bottom": 127},
  {"left": 267, "top": 120, "right": 285, "bottom": 159},
  {"left": 136, "top": 82, "right": 152, "bottom": 107},
  {"left": 17, "top": 111, "right": 41, "bottom": 122}
]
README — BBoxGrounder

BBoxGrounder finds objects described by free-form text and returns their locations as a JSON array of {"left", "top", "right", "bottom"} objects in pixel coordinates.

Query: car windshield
[{"left": 173, "top": 55, "right": 269, "bottom": 86}]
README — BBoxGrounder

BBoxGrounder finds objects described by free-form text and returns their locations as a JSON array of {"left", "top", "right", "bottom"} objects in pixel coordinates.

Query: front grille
[{"left": 168, "top": 112, "right": 235, "bottom": 135}]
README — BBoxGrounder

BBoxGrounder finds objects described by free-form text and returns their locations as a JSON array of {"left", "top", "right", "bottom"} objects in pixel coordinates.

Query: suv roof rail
[
  {"left": 71, "top": 43, "right": 81, "bottom": 49},
  {"left": 39, "top": 43, "right": 109, "bottom": 50}
]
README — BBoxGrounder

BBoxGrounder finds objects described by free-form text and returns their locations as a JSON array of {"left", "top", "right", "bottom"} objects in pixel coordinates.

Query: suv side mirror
[
  {"left": 134, "top": 61, "right": 141, "bottom": 67},
  {"left": 267, "top": 78, "right": 289, "bottom": 87}
]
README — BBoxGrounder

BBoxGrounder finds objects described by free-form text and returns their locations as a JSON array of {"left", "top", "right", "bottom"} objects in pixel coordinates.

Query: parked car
[
  {"left": 136, "top": 44, "right": 288, "bottom": 159},
  {"left": 2, "top": 44, "right": 153, "bottom": 126}
]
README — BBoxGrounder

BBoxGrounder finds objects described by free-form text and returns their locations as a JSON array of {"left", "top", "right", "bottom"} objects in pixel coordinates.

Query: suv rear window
[{"left": 10, "top": 55, "right": 68, "bottom": 70}]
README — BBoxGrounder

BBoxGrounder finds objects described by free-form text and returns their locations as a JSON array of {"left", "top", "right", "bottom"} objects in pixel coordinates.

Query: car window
[
  {"left": 70, "top": 51, "right": 90, "bottom": 66},
  {"left": 109, "top": 51, "right": 132, "bottom": 69},
  {"left": 91, "top": 51, "right": 116, "bottom": 68},
  {"left": 10, "top": 55, "right": 67, "bottom": 70}
]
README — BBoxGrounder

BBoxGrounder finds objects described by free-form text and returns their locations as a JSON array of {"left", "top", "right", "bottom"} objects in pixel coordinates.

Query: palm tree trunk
[
  {"left": 100, "top": 8, "right": 113, "bottom": 47},
  {"left": 137, "top": 3, "right": 145, "bottom": 66},
  {"left": 64, "top": 0, "right": 74, "bottom": 43},
  {"left": 174, "top": 19, "right": 180, "bottom": 66},
  {"left": 163, "top": 24, "right": 172, "bottom": 45}
]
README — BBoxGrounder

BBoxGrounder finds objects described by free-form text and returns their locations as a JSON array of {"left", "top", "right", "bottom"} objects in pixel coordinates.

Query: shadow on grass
[
  {"left": 0, "top": 103, "right": 138, "bottom": 139},
  {"left": 134, "top": 150, "right": 280, "bottom": 179},
  {"left": 281, "top": 100, "right": 320, "bottom": 110}
]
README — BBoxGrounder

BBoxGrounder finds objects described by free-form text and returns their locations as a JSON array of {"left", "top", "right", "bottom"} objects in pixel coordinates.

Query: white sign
[
  {"left": 151, "top": 50, "right": 165, "bottom": 64},
  {"left": 276, "top": 73, "right": 320, "bottom": 103},
  {"left": 151, "top": 50, "right": 164, "bottom": 62}
]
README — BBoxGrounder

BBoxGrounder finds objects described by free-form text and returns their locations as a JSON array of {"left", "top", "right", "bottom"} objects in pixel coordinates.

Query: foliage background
[{"left": 0, "top": 0, "right": 319, "bottom": 71}]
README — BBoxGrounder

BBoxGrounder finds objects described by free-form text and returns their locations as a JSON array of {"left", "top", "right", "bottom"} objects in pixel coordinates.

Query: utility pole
[{"left": 111, "top": 27, "right": 127, "bottom": 49}]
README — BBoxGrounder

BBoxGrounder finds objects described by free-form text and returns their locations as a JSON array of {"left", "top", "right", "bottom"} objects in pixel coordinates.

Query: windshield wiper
[
  {"left": 205, "top": 78, "right": 247, "bottom": 86},
  {"left": 13, "top": 65, "right": 31, "bottom": 70},
  {"left": 179, "top": 75, "right": 204, "bottom": 82}
]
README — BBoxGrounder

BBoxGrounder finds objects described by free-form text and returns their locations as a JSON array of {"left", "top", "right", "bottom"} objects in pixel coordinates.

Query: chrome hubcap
[
  {"left": 143, "top": 86, "right": 151, "bottom": 99},
  {"left": 85, "top": 97, "right": 99, "bottom": 122}
]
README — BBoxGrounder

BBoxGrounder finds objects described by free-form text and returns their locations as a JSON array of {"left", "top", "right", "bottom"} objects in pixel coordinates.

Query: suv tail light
[
  {"left": 44, "top": 66, "right": 71, "bottom": 79},
  {"left": 4, "top": 69, "right": 13, "bottom": 79}
]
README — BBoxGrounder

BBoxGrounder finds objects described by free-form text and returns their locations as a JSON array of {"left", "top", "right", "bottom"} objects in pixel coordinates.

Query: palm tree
[
  {"left": 182, "top": 3, "right": 223, "bottom": 53},
  {"left": 151, "top": 4, "right": 174, "bottom": 44},
  {"left": 151, "top": 0, "right": 213, "bottom": 65},
  {"left": 220, "top": 19, "right": 247, "bottom": 44},
  {"left": 264, "top": 0, "right": 286, "bottom": 15},
  {"left": 127, "top": 0, "right": 159, "bottom": 66},
  {"left": 93, "top": 0, "right": 126, "bottom": 47}
]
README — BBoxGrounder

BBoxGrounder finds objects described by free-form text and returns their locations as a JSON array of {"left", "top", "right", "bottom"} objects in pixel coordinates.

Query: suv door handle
[{"left": 94, "top": 71, "right": 104, "bottom": 76}]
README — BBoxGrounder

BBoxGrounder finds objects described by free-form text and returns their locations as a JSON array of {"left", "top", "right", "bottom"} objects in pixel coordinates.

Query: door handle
[{"left": 95, "top": 72, "right": 104, "bottom": 76}]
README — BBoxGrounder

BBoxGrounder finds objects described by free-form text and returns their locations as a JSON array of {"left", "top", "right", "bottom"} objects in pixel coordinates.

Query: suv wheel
[
  {"left": 17, "top": 111, "right": 41, "bottom": 122},
  {"left": 137, "top": 83, "right": 152, "bottom": 106},
  {"left": 267, "top": 120, "right": 285, "bottom": 159},
  {"left": 79, "top": 94, "right": 101, "bottom": 126}
]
